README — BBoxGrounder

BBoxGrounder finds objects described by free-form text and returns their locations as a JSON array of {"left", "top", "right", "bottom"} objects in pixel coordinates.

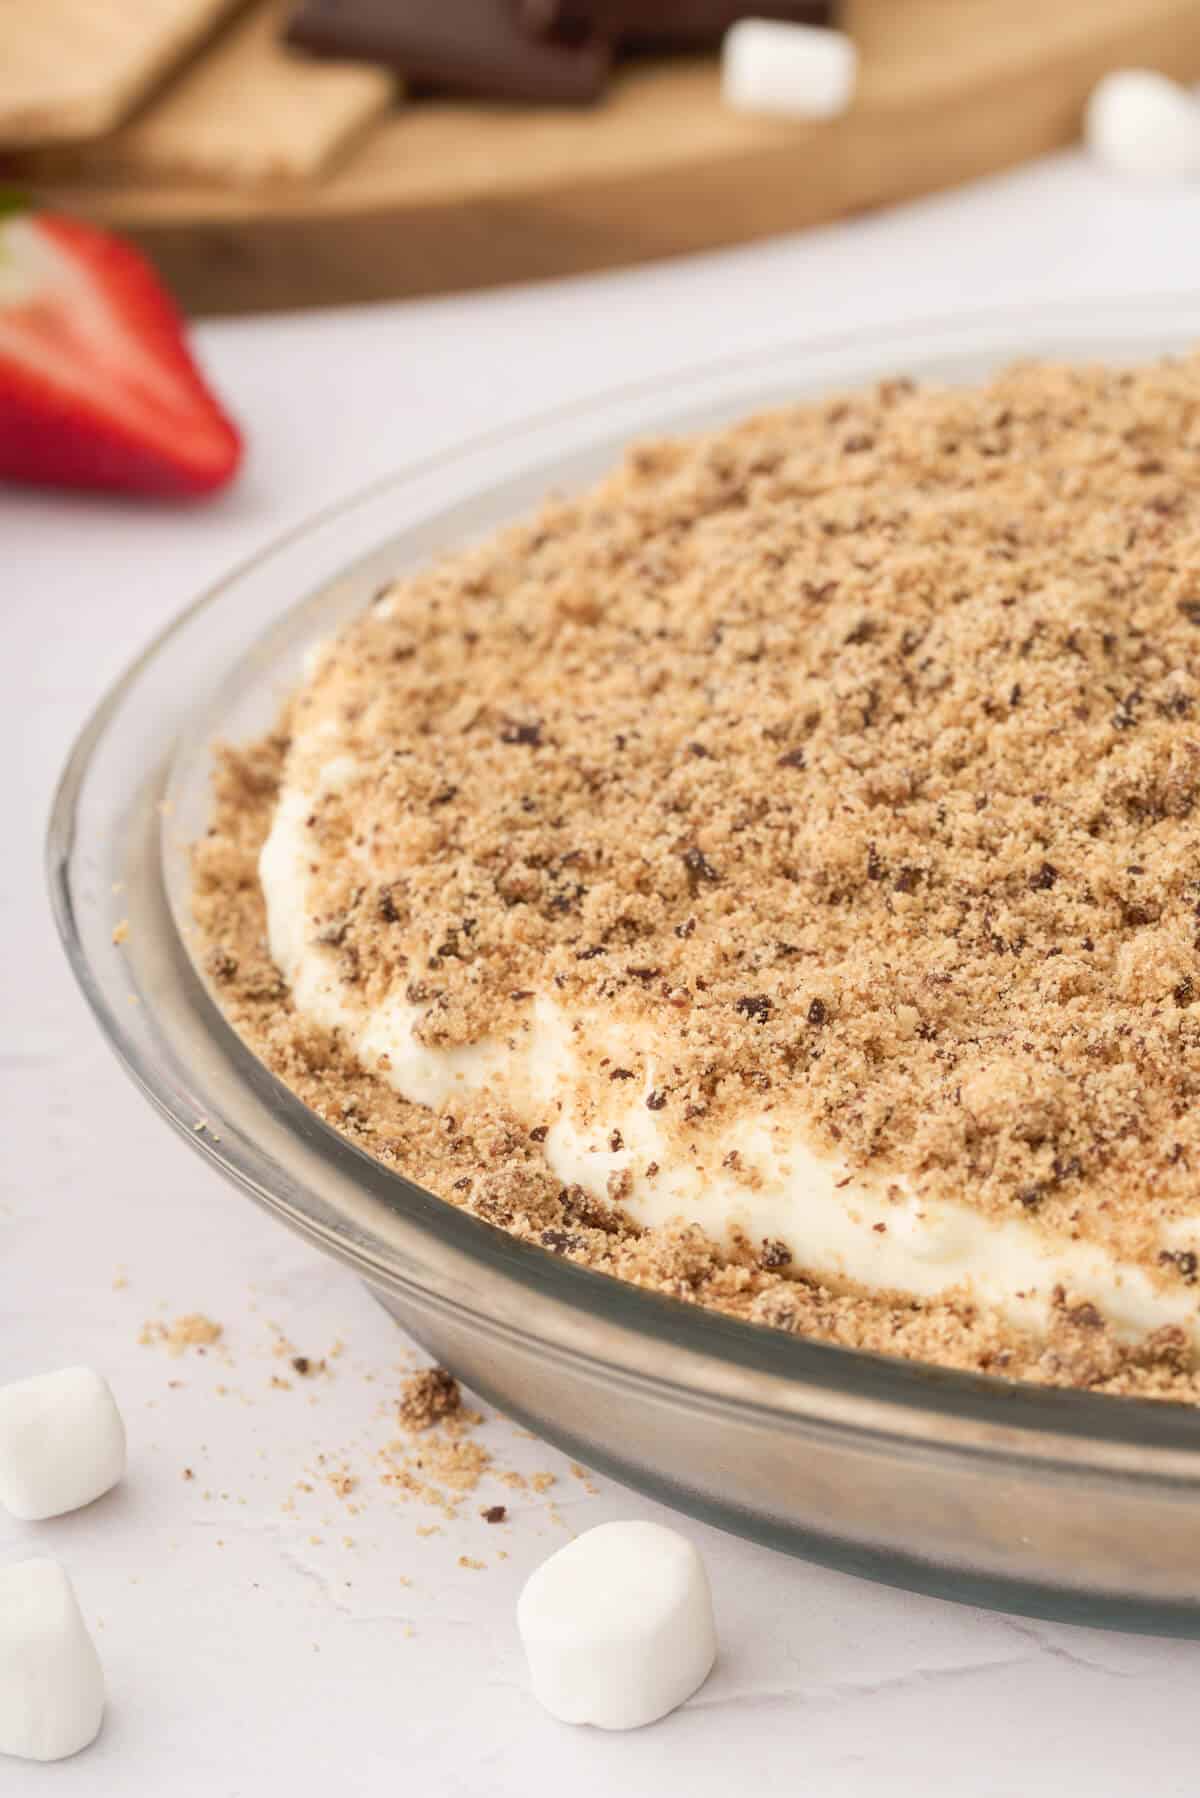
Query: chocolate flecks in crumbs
[{"left": 193, "top": 355, "right": 1200, "bottom": 1403}]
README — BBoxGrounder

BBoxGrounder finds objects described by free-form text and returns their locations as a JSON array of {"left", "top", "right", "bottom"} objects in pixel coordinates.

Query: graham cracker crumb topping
[{"left": 194, "top": 355, "right": 1200, "bottom": 1401}]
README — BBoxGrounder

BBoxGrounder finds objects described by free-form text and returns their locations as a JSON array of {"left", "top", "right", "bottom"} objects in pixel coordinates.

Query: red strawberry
[{"left": 0, "top": 199, "right": 241, "bottom": 498}]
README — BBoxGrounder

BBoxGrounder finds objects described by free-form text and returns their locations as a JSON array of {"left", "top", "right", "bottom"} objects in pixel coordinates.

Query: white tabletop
[{"left": 7, "top": 147, "right": 1200, "bottom": 1796}]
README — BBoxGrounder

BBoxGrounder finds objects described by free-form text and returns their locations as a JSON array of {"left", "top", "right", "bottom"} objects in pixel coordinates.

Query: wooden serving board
[{"left": 7, "top": 0, "right": 1200, "bottom": 315}]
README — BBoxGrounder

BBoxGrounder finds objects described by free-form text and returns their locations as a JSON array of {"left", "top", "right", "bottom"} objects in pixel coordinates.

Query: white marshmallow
[
  {"left": 722, "top": 20, "right": 857, "bottom": 121},
  {"left": 1084, "top": 70, "right": 1200, "bottom": 179},
  {"left": 0, "top": 1368, "right": 125, "bottom": 1521},
  {"left": 517, "top": 1520, "right": 716, "bottom": 1730},
  {"left": 0, "top": 1560, "right": 104, "bottom": 1762}
]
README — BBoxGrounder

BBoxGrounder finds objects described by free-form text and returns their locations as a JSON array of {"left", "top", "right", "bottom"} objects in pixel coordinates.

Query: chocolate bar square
[{"left": 287, "top": 0, "right": 612, "bottom": 103}]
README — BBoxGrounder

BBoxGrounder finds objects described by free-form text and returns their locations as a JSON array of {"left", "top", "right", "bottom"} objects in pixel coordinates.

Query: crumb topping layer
[
  {"left": 286, "top": 358, "right": 1200, "bottom": 1272},
  {"left": 194, "top": 353, "right": 1200, "bottom": 1397}
]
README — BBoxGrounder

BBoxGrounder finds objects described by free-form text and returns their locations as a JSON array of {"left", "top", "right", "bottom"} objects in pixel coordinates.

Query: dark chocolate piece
[
  {"left": 518, "top": 0, "right": 835, "bottom": 50},
  {"left": 286, "top": 0, "right": 612, "bottom": 104}
]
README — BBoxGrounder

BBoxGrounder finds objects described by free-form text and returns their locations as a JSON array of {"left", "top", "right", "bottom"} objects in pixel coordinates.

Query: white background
[{"left": 6, "top": 148, "right": 1200, "bottom": 1795}]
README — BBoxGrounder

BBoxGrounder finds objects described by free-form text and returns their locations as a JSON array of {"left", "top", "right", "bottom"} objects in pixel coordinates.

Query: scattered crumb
[
  {"left": 112, "top": 919, "right": 129, "bottom": 946},
  {"left": 530, "top": 1472, "right": 556, "bottom": 1495},
  {"left": 397, "top": 1366, "right": 461, "bottom": 1432},
  {"left": 140, "top": 1313, "right": 223, "bottom": 1356},
  {"left": 482, "top": 1504, "right": 507, "bottom": 1524},
  {"left": 458, "top": 1556, "right": 486, "bottom": 1571},
  {"left": 378, "top": 1415, "right": 492, "bottom": 1519}
]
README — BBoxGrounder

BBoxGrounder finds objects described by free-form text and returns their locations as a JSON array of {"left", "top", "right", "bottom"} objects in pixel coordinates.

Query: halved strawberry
[{"left": 0, "top": 199, "right": 242, "bottom": 499}]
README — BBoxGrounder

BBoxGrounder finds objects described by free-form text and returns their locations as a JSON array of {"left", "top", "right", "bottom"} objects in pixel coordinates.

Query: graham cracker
[
  {"left": 91, "top": 2, "right": 397, "bottom": 185},
  {"left": 0, "top": 0, "right": 244, "bottom": 149}
]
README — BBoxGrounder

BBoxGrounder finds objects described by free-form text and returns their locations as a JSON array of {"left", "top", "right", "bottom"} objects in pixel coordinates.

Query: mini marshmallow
[
  {"left": 722, "top": 20, "right": 856, "bottom": 121},
  {"left": 0, "top": 1560, "right": 104, "bottom": 1762},
  {"left": 1085, "top": 70, "right": 1200, "bottom": 179},
  {"left": 0, "top": 1368, "right": 125, "bottom": 1521},
  {"left": 517, "top": 1520, "right": 716, "bottom": 1730}
]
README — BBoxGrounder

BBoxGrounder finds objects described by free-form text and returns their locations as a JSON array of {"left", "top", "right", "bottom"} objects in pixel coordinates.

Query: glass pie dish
[{"left": 49, "top": 297, "right": 1200, "bottom": 1635}]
